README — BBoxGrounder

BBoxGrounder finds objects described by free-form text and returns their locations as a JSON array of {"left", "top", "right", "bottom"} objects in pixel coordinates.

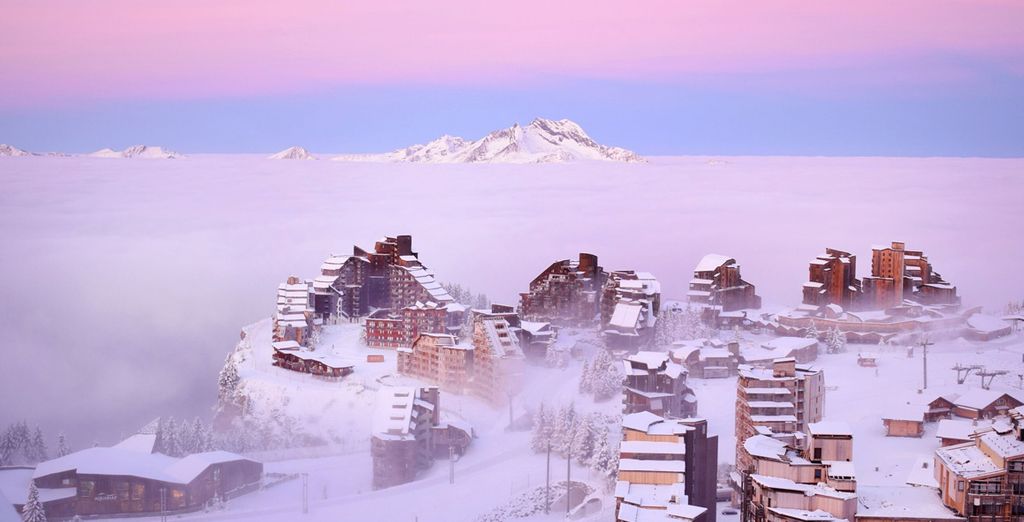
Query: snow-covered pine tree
[
  {"left": 530, "top": 404, "right": 550, "bottom": 453},
  {"left": 30, "top": 427, "right": 47, "bottom": 463},
  {"left": 578, "top": 361, "right": 591, "bottom": 394},
  {"left": 570, "top": 414, "right": 597, "bottom": 466},
  {"left": 21, "top": 481, "right": 47, "bottom": 522},
  {"left": 474, "top": 294, "right": 489, "bottom": 309},
  {"left": 825, "top": 326, "right": 846, "bottom": 354},
  {"left": 805, "top": 320, "right": 820, "bottom": 339},
  {"left": 0, "top": 426, "right": 15, "bottom": 465},
  {"left": 587, "top": 425, "right": 614, "bottom": 476},
  {"left": 562, "top": 405, "right": 579, "bottom": 458},
  {"left": 55, "top": 433, "right": 69, "bottom": 458},
  {"left": 162, "top": 417, "right": 181, "bottom": 457},
  {"left": 593, "top": 360, "right": 623, "bottom": 401}
]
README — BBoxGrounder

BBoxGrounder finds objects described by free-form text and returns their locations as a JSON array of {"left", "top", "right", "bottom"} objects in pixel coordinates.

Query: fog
[{"left": 0, "top": 155, "right": 1021, "bottom": 447}]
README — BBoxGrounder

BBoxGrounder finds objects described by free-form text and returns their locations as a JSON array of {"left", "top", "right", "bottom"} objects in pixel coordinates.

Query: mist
[{"left": 0, "top": 154, "right": 1021, "bottom": 447}]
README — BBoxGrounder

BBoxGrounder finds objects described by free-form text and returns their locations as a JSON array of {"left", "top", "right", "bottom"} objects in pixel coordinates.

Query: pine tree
[
  {"left": 805, "top": 320, "right": 820, "bottom": 339},
  {"left": 0, "top": 426, "right": 15, "bottom": 466},
  {"left": 30, "top": 427, "right": 47, "bottom": 463},
  {"left": 162, "top": 418, "right": 181, "bottom": 457},
  {"left": 530, "top": 404, "right": 551, "bottom": 453},
  {"left": 571, "top": 414, "right": 597, "bottom": 466},
  {"left": 218, "top": 359, "right": 241, "bottom": 403},
  {"left": 191, "top": 418, "right": 210, "bottom": 453},
  {"left": 588, "top": 424, "right": 614, "bottom": 476},
  {"left": 55, "top": 433, "right": 69, "bottom": 458},
  {"left": 21, "top": 482, "right": 47, "bottom": 522},
  {"left": 578, "top": 361, "right": 591, "bottom": 393}
]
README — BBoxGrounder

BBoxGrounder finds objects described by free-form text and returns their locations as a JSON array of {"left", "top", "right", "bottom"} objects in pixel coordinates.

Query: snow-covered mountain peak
[
  {"left": 90, "top": 145, "right": 182, "bottom": 159},
  {"left": 334, "top": 118, "right": 644, "bottom": 164},
  {"left": 0, "top": 144, "right": 33, "bottom": 157},
  {"left": 269, "top": 146, "right": 317, "bottom": 160}
]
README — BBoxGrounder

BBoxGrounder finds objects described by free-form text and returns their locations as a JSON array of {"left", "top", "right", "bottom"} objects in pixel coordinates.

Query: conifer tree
[
  {"left": 56, "top": 433, "right": 69, "bottom": 458},
  {"left": 21, "top": 482, "right": 47, "bottom": 522}
]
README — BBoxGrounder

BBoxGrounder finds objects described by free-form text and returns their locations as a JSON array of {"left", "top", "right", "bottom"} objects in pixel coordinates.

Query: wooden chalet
[
  {"left": 271, "top": 341, "right": 355, "bottom": 380},
  {"left": 882, "top": 405, "right": 926, "bottom": 438},
  {"left": 27, "top": 448, "right": 261, "bottom": 518}
]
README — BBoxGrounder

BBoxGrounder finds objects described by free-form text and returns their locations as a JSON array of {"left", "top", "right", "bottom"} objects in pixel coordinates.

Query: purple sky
[{"left": 1, "top": 1, "right": 1023, "bottom": 154}]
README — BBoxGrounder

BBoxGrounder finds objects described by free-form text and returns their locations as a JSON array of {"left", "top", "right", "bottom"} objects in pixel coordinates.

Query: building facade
[
  {"left": 863, "top": 241, "right": 960, "bottom": 309},
  {"left": 615, "top": 411, "right": 717, "bottom": 522},
  {"left": 29, "top": 448, "right": 261, "bottom": 518},
  {"left": 519, "top": 252, "right": 606, "bottom": 326},
  {"left": 934, "top": 409, "right": 1024, "bottom": 520},
  {"left": 802, "top": 248, "right": 862, "bottom": 309},
  {"left": 312, "top": 235, "right": 455, "bottom": 321},
  {"left": 601, "top": 270, "right": 661, "bottom": 349},
  {"left": 622, "top": 351, "right": 698, "bottom": 418},
  {"left": 735, "top": 358, "right": 825, "bottom": 472},
  {"left": 688, "top": 254, "right": 762, "bottom": 312}
]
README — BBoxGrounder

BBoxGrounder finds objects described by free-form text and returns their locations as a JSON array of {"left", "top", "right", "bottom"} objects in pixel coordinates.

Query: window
[
  {"left": 79, "top": 480, "right": 95, "bottom": 498},
  {"left": 814, "top": 469, "right": 822, "bottom": 480}
]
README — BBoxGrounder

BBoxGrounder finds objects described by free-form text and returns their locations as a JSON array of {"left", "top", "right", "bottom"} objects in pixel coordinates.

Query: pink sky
[{"left": 2, "top": 0, "right": 1023, "bottom": 107}]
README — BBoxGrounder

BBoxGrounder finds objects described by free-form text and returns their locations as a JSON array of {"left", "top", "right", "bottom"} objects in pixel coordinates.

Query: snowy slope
[
  {"left": 0, "top": 144, "right": 33, "bottom": 157},
  {"left": 269, "top": 146, "right": 317, "bottom": 160},
  {"left": 333, "top": 118, "right": 644, "bottom": 164},
  {"left": 89, "top": 145, "right": 182, "bottom": 159}
]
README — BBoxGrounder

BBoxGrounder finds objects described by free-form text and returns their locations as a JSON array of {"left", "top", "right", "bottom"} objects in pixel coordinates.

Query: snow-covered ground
[
  {"left": 95, "top": 320, "right": 1024, "bottom": 522},
  {"left": 1, "top": 154, "right": 1022, "bottom": 451}
]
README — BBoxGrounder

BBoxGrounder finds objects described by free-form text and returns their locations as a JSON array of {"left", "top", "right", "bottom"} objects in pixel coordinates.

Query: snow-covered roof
[
  {"left": 856, "top": 485, "right": 965, "bottom": 519},
  {"left": 979, "top": 431, "right": 1024, "bottom": 459},
  {"left": 114, "top": 432, "right": 157, "bottom": 453},
  {"left": 0, "top": 467, "right": 76, "bottom": 507},
  {"left": 743, "top": 435, "right": 788, "bottom": 461},
  {"left": 935, "top": 419, "right": 976, "bottom": 441},
  {"left": 32, "top": 447, "right": 257, "bottom": 485},
  {"left": 693, "top": 254, "right": 734, "bottom": 273},
  {"left": 759, "top": 337, "right": 817, "bottom": 352},
  {"left": 622, "top": 411, "right": 692, "bottom": 436},
  {"left": 935, "top": 442, "right": 1001, "bottom": 479},
  {"left": 610, "top": 302, "right": 643, "bottom": 330},
  {"left": 751, "top": 474, "right": 856, "bottom": 500},
  {"left": 626, "top": 351, "right": 670, "bottom": 370},
  {"left": 163, "top": 451, "right": 257, "bottom": 483},
  {"left": 954, "top": 389, "right": 1020, "bottom": 411},
  {"left": 882, "top": 404, "right": 925, "bottom": 422},
  {"left": 824, "top": 460, "right": 856, "bottom": 479},
  {"left": 0, "top": 489, "right": 18, "bottom": 522},
  {"left": 906, "top": 456, "right": 939, "bottom": 488},
  {"left": 808, "top": 421, "right": 853, "bottom": 437},
  {"left": 764, "top": 508, "right": 840, "bottom": 521}
]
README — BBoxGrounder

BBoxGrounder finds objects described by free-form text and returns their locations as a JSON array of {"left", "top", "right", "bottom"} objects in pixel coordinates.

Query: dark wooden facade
[{"left": 32, "top": 452, "right": 262, "bottom": 518}]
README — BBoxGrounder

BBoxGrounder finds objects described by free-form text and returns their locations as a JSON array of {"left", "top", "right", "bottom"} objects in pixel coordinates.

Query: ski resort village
[{"left": 2, "top": 232, "right": 1021, "bottom": 522}]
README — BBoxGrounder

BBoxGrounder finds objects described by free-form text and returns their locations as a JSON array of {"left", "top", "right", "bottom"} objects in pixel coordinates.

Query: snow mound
[
  {"left": 89, "top": 145, "right": 182, "bottom": 159},
  {"left": 269, "top": 146, "right": 317, "bottom": 160},
  {"left": 333, "top": 118, "right": 644, "bottom": 164},
  {"left": 0, "top": 144, "right": 33, "bottom": 157}
]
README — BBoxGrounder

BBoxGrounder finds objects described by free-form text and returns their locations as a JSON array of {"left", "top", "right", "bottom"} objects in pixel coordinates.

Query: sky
[{"left": 1, "top": 0, "right": 1023, "bottom": 155}]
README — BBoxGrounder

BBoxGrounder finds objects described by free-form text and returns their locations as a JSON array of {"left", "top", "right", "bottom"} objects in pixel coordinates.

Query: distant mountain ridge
[
  {"left": 90, "top": 145, "right": 182, "bottom": 159},
  {"left": 269, "top": 146, "right": 317, "bottom": 160},
  {"left": 0, "top": 144, "right": 33, "bottom": 157},
  {"left": 333, "top": 118, "right": 644, "bottom": 164}
]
